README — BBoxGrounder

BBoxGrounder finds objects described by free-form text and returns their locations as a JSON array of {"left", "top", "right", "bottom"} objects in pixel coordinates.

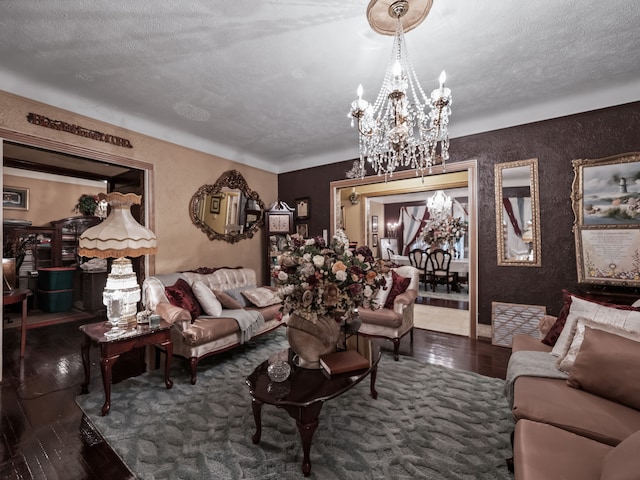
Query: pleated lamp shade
[{"left": 78, "top": 192, "right": 157, "bottom": 327}]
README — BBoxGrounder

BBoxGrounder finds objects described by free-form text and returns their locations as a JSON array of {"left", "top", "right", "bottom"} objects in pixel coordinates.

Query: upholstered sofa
[
  {"left": 506, "top": 292, "right": 640, "bottom": 479},
  {"left": 358, "top": 265, "right": 419, "bottom": 360},
  {"left": 142, "top": 267, "right": 285, "bottom": 384}
]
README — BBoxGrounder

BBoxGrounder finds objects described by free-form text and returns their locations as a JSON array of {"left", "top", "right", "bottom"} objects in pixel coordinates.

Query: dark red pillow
[
  {"left": 384, "top": 270, "right": 411, "bottom": 309},
  {"left": 165, "top": 278, "right": 202, "bottom": 322},
  {"left": 542, "top": 289, "right": 640, "bottom": 346},
  {"left": 541, "top": 290, "right": 572, "bottom": 346}
]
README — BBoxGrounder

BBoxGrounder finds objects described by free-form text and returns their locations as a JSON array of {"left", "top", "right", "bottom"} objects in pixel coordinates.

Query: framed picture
[
  {"left": 571, "top": 152, "right": 640, "bottom": 286},
  {"left": 372, "top": 234, "right": 378, "bottom": 247},
  {"left": 210, "top": 195, "right": 221, "bottom": 214},
  {"left": 371, "top": 215, "right": 378, "bottom": 233},
  {"left": 3, "top": 186, "right": 29, "bottom": 210},
  {"left": 296, "top": 223, "right": 309, "bottom": 238},
  {"left": 295, "top": 197, "right": 310, "bottom": 220}
]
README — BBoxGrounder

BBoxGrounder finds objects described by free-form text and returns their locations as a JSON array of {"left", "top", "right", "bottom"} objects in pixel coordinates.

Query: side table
[
  {"left": 79, "top": 319, "right": 174, "bottom": 415},
  {"left": 3, "top": 288, "right": 31, "bottom": 357}
]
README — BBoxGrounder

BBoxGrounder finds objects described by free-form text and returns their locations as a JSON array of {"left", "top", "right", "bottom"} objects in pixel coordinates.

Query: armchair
[{"left": 358, "top": 265, "right": 419, "bottom": 360}]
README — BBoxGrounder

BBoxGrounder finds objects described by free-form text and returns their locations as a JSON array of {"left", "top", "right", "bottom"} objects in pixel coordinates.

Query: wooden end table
[
  {"left": 79, "top": 319, "right": 174, "bottom": 415},
  {"left": 246, "top": 337, "right": 381, "bottom": 477},
  {"left": 3, "top": 288, "right": 30, "bottom": 357}
]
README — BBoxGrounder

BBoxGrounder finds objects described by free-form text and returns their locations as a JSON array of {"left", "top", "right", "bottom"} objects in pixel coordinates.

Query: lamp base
[{"left": 103, "top": 257, "right": 141, "bottom": 327}]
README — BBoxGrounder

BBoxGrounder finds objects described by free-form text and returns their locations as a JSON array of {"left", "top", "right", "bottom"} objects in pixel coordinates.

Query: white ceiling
[{"left": 1, "top": 0, "right": 639, "bottom": 174}]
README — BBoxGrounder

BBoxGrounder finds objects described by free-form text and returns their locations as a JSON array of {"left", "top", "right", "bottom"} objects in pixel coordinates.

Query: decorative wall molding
[{"left": 26, "top": 113, "right": 133, "bottom": 148}]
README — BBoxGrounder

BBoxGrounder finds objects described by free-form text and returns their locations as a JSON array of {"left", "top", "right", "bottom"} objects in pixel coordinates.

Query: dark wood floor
[{"left": 1, "top": 305, "right": 511, "bottom": 479}]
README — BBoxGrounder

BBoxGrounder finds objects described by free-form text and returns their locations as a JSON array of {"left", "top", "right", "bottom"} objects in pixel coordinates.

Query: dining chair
[
  {"left": 425, "top": 248, "right": 455, "bottom": 293},
  {"left": 408, "top": 248, "right": 429, "bottom": 288}
]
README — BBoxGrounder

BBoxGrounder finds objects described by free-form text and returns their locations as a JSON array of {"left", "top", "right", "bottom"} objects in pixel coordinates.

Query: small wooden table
[
  {"left": 3, "top": 288, "right": 31, "bottom": 357},
  {"left": 246, "top": 338, "right": 381, "bottom": 477},
  {"left": 79, "top": 319, "right": 173, "bottom": 415}
]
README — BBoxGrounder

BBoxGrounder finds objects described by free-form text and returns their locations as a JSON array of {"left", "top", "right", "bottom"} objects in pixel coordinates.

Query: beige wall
[
  {"left": 3, "top": 170, "right": 106, "bottom": 226},
  {"left": 0, "top": 90, "right": 279, "bottom": 280}
]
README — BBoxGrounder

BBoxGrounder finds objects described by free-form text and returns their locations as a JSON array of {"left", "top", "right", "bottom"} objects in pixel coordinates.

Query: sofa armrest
[
  {"left": 538, "top": 314, "right": 557, "bottom": 339},
  {"left": 155, "top": 302, "right": 191, "bottom": 327},
  {"left": 393, "top": 289, "right": 417, "bottom": 315}
]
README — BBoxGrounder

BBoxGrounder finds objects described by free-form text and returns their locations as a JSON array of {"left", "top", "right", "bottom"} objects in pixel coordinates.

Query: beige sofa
[
  {"left": 507, "top": 294, "right": 640, "bottom": 479},
  {"left": 358, "top": 265, "right": 419, "bottom": 360},
  {"left": 142, "top": 267, "right": 285, "bottom": 384}
]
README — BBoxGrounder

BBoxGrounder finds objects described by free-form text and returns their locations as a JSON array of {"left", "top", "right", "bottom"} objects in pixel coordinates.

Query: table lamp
[{"left": 78, "top": 192, "right": 157, "bottom": 327}]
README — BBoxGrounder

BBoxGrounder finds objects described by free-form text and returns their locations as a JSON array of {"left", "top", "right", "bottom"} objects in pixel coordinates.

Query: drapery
[{"left": 401, "top": 206, "right": 428, "bottom": 255}]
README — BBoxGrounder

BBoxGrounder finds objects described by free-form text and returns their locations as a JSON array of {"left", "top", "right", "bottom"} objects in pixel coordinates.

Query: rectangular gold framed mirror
[{"left": 495, "top": 158, "right": 541, "bottom": 267}]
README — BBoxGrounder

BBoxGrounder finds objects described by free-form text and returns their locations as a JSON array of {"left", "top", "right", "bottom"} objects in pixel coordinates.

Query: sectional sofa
[{"left": 506, "top": 292, "right": 640, "bottom": 478}]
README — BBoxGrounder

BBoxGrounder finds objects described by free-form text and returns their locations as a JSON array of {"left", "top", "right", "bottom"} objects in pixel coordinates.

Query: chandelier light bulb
[
  {"left": 392, "top": 60, "right": 402, "bottom": 79},
  {"left": 357, "top": 84, "right": 364, "bottom": 99},
  {"left": 439, "top": 70, "right": 446, "bottom": 89}
]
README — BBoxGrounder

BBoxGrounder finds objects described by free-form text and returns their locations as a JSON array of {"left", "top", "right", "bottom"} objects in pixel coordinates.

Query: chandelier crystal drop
[{"left": 348, "top": 0, "right": 452, "bottom": 180}]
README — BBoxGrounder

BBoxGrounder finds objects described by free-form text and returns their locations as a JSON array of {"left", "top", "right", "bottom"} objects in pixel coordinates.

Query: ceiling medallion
[{"left": 347, "top": 0, "right": 452, "bottom": 180}]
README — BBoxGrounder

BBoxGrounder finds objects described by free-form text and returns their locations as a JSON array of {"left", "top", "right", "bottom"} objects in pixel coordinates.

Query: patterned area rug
[{"left": 76, "top": 330, "right": 514, "bottom": 480}]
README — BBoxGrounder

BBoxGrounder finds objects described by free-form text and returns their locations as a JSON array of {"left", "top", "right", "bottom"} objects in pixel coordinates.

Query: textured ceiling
[{"left": 1, "top": 0, "right": 639, "bottom": 174}]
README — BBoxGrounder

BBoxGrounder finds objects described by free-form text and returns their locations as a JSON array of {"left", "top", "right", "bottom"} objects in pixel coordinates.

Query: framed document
[{"left": 295, "top": 197, "right": 310, "bottom": 220}]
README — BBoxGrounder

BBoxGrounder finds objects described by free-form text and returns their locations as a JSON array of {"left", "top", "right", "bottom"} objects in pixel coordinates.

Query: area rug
[
  {"left": 76, "top": 330, "right": 514, "bottom": 480},
  {"left": 418, "top": 285, "right": 469, "bottom": 302}
]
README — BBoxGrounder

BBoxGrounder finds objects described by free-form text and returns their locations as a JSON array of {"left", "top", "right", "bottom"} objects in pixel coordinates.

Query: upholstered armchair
[{"left": 358, "top": 265, "right": 420, "bottom": 360}]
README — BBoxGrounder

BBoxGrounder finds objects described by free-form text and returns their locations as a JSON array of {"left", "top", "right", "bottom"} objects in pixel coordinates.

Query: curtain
[{"left": 401, "top": 206, "right": 428, "bottom": 255}]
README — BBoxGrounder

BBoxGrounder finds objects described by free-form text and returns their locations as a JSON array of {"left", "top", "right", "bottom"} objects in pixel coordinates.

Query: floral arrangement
[
  {"left": 275, "top": 229, "right": 386, "bottom": 323},
  {"left": 73, "top": 194, "right": 99, "bottom": 215},
  {"left": 421, "top": 215, "right": 468, "bottom": 247}
]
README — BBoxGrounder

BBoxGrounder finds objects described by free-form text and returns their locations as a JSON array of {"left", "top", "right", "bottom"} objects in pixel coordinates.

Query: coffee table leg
[
  {"left": 80, "top": 336, "right": 91, "bottom": 394},
  {"left": 251, "top": 398, "right": 263, "bottom": 444},
  {"left": 296, "top": 419, "right": 319, "bottom": 477},
  {"left": 370, "top": 364, "right": 378, "bottom": 400},
  {"left": 100, "top": 354, "right": 118, "bottom": 416},
  {"left": 161, "top": 339, "right": 173, "bottom": 389}
]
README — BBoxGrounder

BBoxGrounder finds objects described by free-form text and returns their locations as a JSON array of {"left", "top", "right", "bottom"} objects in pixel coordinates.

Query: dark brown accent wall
[{"left": 278, "top": 101, "right": 640, "bottom": 325}]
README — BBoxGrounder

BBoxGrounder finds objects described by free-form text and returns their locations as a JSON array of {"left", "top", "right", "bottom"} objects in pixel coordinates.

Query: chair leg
[
  {"left": 392, "top": 338, "right": 400, "bottom": 361},
  {"left": 410, "top": 328, "right": 414, "bottom": 344},
  {"left": 189, "top": 357, "right": 198, "bottom": 385}
]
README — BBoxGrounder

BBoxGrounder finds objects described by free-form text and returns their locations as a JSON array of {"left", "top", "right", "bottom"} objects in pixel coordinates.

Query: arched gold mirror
[
  {"left": 495, "top": 158, "right": 541, "bottom": 266},
  {"left": 189, "top": 170, "right": 265, "bottom": 243}
]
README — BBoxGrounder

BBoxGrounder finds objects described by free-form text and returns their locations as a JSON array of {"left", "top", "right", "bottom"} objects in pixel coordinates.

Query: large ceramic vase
[{"left": 286, "top": 313, "right": 341, "bottom": 368}]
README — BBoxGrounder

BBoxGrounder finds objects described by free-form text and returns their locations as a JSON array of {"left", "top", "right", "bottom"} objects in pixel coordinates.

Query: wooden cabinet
[{"left": 50, "top": 216, "right": 101, "bottom": 267}]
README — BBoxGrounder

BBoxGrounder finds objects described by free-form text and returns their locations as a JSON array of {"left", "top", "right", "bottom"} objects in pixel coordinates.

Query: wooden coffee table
[
  {"left": 79, "top": 319, "right": 173, "bottom": 415},
  {"left": 246, "top": 337, "right": 381, "bottom": 477}
]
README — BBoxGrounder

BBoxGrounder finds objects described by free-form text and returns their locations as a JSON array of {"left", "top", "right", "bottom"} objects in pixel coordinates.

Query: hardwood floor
[{"left": 1, "top": 308, "right": 511, "bottom": 479}]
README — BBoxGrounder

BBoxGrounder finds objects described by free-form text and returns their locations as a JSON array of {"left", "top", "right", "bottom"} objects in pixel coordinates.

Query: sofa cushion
[
  {"left": 551, "top": 294, "right": 640, "bottom": 359},
  {"left": 213, "top": 289, "right": 244, "bottom": 309},
  {"left": 512, "top": 376, "right": 640, "bottom": 446},
  {"left": 514, "top": 419, "right": 611, "bottom": 480},
  {"left": 384, "top": 270, "right": 410, "bottom": 309},
  {"left": 600, "top": 430, "right": 640, "bottom": 480},
  {"left": 165, "top": 278, "right": 202, "bottom": 321},
  {"left": 191, "top": 281, "right": 223, "bottom": 317},
  {"left": 559, "top": 316, "right": 640, "bottom": 372},
  {"left": 241, "top": 287, "right": 281, "bottom": 308},
  {"left": 567, "top": 326, "right": 640, "bottom": 410}
]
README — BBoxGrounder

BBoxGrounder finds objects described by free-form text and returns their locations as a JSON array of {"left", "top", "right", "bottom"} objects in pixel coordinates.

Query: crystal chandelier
[
  {"left": 427, "top": 189, "right": 452, "bottom": 219},
  {"left": 348, "top": 0, "right": 452, "bottom": 180}
]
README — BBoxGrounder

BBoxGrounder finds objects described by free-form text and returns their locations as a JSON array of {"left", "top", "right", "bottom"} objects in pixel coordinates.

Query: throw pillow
[
  {"left": 550, "top": 294, "right": 640, "bottom": 359},
  {"left": 241, "top": 287, "right": 281, "bottom": 308},
  {"left": 373, "top": 272, "right": 392, "bottom": 310},
  {"left": 600, "top": 430, "right": 640, "bottom": 480},
  {"left": 567, "top": 326, "right": 640, "bottom": 410},
  {"left": 558, "top": 316, "right": 640, "bottom": 372},
  {"left": 213, "top": 289, "right": 244, "bottom": 310},
  {"left": 384, "top": 270, "right": 411, "bottom": 309},
  {"left": 224, "top": 287, "right": 251, "bottom": 308},
  {"left": 164, "top": 278, "right": 202, "bottom": 321},
  {"left": 191, "top": 281, "right": 223, "bottom": 317},
  {"left": 541, "top": 290, "right": 572, "bottom": 346}
]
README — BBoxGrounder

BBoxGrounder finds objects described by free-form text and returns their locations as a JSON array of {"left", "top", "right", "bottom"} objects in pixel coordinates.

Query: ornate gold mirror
[
  {"left": 495, "top": 158, "right": 541, "bottom": 266},
  {"left": 189, "top": 170, "right": 265, "bottom": 243}
]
